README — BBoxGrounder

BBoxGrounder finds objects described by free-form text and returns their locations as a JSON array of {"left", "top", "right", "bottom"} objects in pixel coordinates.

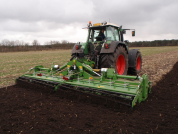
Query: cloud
[
  {"left": 0, "top": 0, "right": 94, "bottom": 23},
  {"left": 0, "top": 0, "right": 178, "bottom": 44}
]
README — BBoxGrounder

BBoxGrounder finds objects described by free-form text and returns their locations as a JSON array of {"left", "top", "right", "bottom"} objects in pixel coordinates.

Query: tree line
[
  {"left": 0, "top": 39, "right": 75, "bottom": 52},
  {"left": 0, "top": 39, "right": 178, "bottom": 52},
  {"left": 128, "top": 39, "right": 178, "bottom": 47}
]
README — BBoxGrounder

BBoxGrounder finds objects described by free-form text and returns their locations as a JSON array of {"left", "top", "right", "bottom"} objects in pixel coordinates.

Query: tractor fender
[
  {"left": 71, "top": 43, "right": 84, "bottom": 54},
  {"left": 128, "top": 49, "right": 139, "bottom": 67},
  {"left": 100, "top": 41, "right": 128, "bottom": 54}
]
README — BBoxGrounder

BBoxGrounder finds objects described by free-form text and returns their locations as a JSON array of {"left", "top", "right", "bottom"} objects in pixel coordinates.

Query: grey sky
[{"left": 0, "top": 0, "right": 178, "bottom": 45}]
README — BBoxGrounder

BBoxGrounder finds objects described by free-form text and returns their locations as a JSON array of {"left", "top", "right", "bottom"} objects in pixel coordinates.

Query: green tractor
[
  {"left": 71, "top": 21, "right": 142, "bottom": 75},
  {"left": 16, "top": 21, "right": 150, "bottom": 108}
]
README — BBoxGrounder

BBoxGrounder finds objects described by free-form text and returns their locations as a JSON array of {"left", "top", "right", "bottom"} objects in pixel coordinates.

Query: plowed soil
[{"left": 0, "top": 62, "right": 178, "bottom": 134}]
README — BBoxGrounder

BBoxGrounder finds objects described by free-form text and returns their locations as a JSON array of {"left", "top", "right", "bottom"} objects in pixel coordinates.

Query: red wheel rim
[
  {"left": 136, "top": 56, "right": 141, "bottom": 71},
  {"left": 117, "top": 54, "right": 125, "bottom": 75}
]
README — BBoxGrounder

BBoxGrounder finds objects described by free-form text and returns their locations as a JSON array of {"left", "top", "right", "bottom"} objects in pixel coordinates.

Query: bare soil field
[
  {"left": 140, "top": 49, "right": 178, "bottom": 86},
  {"left": 0, "top": 61, "right": 178, "bottom": 134},
  {"left": 0, "top": 48, "right": 178, "bottom": 133}
]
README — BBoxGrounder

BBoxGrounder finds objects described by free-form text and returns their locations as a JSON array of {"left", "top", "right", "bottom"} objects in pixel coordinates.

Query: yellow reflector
[
  {"left": 79, "top": 66, "right": 83, "bottom": 70},
  {"left": 97, "top": 85, "right": 104, "bottom": 88},
  {"left": 89, "top": 77, "right": 93, "bottom": 79},
  {"left": 93, "top": 23, "right": 101, "bottom": 26}
]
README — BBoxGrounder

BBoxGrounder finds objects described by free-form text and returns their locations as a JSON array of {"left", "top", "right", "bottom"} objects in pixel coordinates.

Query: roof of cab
[
  {"left": 90, "top": 22, "right": 120, "bottom": 28},
  {"left": 82, "top": 22, "right": 121, "bottom": 29}
]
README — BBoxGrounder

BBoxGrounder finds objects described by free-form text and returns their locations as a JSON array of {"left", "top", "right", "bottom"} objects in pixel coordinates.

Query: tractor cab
[
  {"left": 84, "top": 22, "right": 123, "bottom": 56},
  {"left": 87, "top": 22, "right": 121, "bottom": 43},
  {"left": 85, "top": 21, "right": 135, "bottom": 55},
  {"left": 87, "top": 21, "right": 135, "bottom": 44}
]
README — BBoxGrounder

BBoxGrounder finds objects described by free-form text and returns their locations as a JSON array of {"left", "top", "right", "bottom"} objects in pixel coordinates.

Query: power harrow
[{"left": 16, "top": 57, "right": 151, "bottom": 108}]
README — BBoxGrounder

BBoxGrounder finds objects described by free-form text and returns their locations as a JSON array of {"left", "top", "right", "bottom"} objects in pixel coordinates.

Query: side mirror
[{"left": 132, "top": 31, "right": 135, "bottom": 36}]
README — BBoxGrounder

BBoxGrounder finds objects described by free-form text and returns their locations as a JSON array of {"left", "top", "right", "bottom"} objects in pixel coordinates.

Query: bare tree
[
  {"left": 61, "top": 40, "right": 68, "bottom": 44},
  {"left": 32, "top": 40, "right": 40, "bottom": 51},
  {"left": 44, "top": 41, "right": 49, "bottom": 45},
  {"left": 1, "top": 39, "right": 10, "bottom": 46},
  {"left": 32, "top": 40, "right": 40, "bottom": 46}
]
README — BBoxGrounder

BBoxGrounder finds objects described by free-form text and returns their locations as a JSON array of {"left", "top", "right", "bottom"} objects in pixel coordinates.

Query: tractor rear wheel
[
  {"left": 128, "top": 51, "right": 142, "bottom": 75},
  {"left": 100, "top": 46, "right": 128, "bottom": 75}
]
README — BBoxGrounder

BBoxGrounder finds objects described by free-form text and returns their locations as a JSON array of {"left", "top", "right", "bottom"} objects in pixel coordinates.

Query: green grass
[
  {"left": 0, "top": 50, "right": 72, "bottom": 87},
  {"left": 1, "top": 46, "right": 178, "bottom": 88}
]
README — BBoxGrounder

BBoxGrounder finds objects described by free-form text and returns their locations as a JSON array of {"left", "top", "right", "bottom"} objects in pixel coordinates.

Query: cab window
[
  {"left": 106, "top": 26, "right": 115, "bottom": 41},
  {"left": 88, "top": 29, "right": 94, "bottom": 42},
  {"left": 88, "top": 29, "right": 106, "bottom": 42},
  {"left": 114, "top": 28, "right": 120, "bottom": 41},
  {"left": 93, "top": 30, "right": 101, "bottom": 42}
]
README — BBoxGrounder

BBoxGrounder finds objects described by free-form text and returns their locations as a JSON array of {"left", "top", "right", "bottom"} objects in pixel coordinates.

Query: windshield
[
  {"left": 87, "top": 26, "right": 121, "bottom": 42},
  {"left": 88, "top": 28, "right": 106, "bottom": 42}
]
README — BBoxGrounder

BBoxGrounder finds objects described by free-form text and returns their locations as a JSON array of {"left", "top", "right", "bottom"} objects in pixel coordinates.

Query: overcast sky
[{"left": 0, "top": 0, "right": 178, "bottom": 45}]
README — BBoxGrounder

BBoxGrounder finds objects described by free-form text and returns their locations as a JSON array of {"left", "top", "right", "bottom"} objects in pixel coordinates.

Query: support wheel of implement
[
  {"left": 100, "top": 46, "right": 128, "bottom": 75},
  {"left": 128, "top": 51, "right": 142, "bottom": 75}
]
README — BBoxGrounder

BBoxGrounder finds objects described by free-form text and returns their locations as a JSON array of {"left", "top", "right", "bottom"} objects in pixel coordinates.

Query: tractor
[
  {"left": 16, "top": 21, "right": 150, "bottom": 108},
  {"left": 71, "top": 21, "right": 142, "bottom": 75}
]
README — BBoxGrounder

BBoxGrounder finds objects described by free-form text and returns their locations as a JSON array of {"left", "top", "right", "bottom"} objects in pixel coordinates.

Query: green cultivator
[
  {"left": 17, "top": 21, "right": 151, "bottom": 107},
  {"left": 17, "top": 58, "right": 151, "bottom": 108}
]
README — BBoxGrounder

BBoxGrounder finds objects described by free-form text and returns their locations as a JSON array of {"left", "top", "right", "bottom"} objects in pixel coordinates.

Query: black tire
[
  {"left": 128, "top": 51, "right": 142, "bottom": 75},
  {"left": 100, "top": 46, "right": 128, "bottom": 75}
]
